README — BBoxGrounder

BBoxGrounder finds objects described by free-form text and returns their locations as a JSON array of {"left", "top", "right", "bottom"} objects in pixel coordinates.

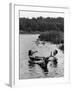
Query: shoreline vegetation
[
  {"left": 19, "top": 17, "right": 64, "bottom": 52},
  {"left": 38, "top": 31, "right": 64, "bottom": 44},
  {"left": 19, "top": 17, "right": 64, "bottom": 34},
  {"left": 38, "top": 31, "right": 64, "bottom": 52}
]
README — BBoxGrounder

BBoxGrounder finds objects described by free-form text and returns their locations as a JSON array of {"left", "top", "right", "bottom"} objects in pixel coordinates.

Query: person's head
[
  {"left": 53, "top": 50, "right": 58, "bottom": 56},
  {"left": 28, "top": 50, "right": 32, "bottom": 56}
]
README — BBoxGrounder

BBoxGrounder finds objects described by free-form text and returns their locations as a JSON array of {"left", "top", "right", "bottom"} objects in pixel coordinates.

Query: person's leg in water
[{"left": 36, "top": 57, "right": 49, "bottom": 75}]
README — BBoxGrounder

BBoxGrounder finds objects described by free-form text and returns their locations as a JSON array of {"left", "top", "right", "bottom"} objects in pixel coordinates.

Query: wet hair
[
  {"left": 28, "top": 50, "right": 32, "bottom": 56},
  {"left": 53, "top": 50, "right": 58, "bottom": 56},
  {"left": 53, "top": 57, "right": 58, "bottom": 67}
]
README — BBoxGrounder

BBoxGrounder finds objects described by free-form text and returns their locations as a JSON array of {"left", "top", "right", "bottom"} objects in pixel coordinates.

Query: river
[{"left": 19, "top": 34, "right": 64, "bottom": 79}]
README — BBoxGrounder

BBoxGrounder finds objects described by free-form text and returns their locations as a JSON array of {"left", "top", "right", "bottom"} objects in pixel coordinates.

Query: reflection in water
[{"left": 19, "top": 34, "right": 64, "bottom": 79}]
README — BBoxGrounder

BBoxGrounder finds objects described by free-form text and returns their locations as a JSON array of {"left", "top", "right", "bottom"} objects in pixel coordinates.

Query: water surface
[{"left": 19, "top": 34, "right": 64, "bottom": 79}]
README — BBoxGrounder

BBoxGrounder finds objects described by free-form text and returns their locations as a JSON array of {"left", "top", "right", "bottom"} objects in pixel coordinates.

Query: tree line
[{"left": 19, "top": 17, "right": 64, "bottom": 34}]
